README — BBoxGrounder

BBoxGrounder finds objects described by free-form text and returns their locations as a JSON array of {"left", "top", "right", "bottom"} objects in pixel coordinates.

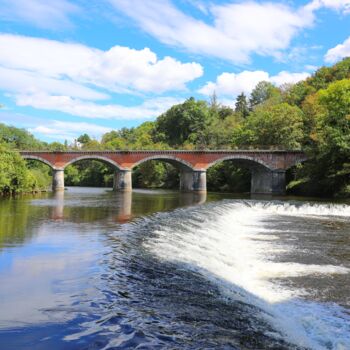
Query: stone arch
[
  {"left": 205, "top": 155, "right": 273, "bottom": 171},
  {"left": 63, "top": 155, "right": 122, "bottom": 170},
  {"left": 21, "top": 155, "right": 54, "bottom": 169},
  {"left": 284, "top": 155, "right": 309, "bottom": 170},
  {"left": 131, "top": 154, "right": 194, "bottom": 171}
]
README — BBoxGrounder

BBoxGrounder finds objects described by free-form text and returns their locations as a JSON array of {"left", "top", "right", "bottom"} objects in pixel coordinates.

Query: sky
[{"left": 0, "top": 0, "right": 349, "bottom": 142}]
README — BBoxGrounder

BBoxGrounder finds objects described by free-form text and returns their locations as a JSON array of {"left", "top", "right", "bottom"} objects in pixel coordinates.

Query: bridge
[{"left": 19, "top": 150, "right": 307, "bottom": 195}]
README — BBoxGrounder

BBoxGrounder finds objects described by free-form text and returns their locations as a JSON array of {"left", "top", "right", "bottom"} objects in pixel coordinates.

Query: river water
[{"left": 0, "top": 187, "right": 349, "bottom": 350}]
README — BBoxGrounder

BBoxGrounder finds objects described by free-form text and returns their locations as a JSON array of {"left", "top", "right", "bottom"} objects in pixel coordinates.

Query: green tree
[
  {"left": 155, "top": 97, "right": 211, "bottom": 148},
  {"left": 235, "top": 92, "right": 249, "bottom": 118},
  {"left": 0, "top": 143, "right": 36, "bottom": 194},
  {"left": 249, "top": 81, "right": 279, "bottom": 109},
  {"left": 233, "top": 103, "right": 304, "bottom": 149},
  {"left": 305, "top": 79, "right": 350, "bottom": 195},
  {"left": 77, "top": 133, "right": 91, "bottom": 145}
]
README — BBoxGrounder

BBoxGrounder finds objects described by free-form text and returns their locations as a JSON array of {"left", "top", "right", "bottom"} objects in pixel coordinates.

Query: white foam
[{"left": 144, "top": 201, "right": 350, "bottom": 350}]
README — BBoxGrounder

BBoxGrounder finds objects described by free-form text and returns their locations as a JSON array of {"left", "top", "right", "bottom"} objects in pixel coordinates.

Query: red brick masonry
[{"left": 20, "top": 150, "right": 308, "bottom": 171}]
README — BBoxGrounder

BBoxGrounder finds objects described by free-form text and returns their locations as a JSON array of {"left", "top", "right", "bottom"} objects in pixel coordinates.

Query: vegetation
[{"left": 1, "top": 58, "right": 350, "bottom": 197}]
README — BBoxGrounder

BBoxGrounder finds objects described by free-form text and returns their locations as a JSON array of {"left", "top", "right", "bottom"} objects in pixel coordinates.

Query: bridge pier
[
  {"left": 52, "top": 169, "right": 65, "bottom": 191},
  {"left": 113, "top": 170, "right": 132, "bottom": 192},
  {"left": 251, "top": 168, "right": 286, "bottom": 195},
  {"left": 180, "top": 170, "right": 207, "bottom": 192}
]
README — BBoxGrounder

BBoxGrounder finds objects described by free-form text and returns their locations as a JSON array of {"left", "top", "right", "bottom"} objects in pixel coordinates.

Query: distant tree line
[{"left": 1, "top": 58, "right": 349, "bottom": 197}]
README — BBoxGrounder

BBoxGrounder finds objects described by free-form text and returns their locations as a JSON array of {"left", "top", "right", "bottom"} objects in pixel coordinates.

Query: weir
[{"left": 19, "top": 150, "right": 308, "bottom": 195}]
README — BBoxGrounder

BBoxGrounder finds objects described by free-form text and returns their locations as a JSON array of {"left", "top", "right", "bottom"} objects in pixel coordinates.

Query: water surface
[{"left": 0, "top": 187, "right": 349, "bottom": 349}]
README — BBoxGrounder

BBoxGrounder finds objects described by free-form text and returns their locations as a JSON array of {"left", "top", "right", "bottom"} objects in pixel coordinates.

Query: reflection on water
[
  {"left": 0, "top": 187, "right": 349, "bottom": 350},
  {"left": 0, "top": 188, "right": 209, "bottom": 336},
  {"left": 47, "top": 188, "right": 207, "bottom": 224}
]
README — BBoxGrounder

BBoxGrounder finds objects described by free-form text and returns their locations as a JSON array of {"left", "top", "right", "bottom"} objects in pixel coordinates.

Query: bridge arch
[
  {"left": 131, "top": 154, "right": 194, "bottom": 171},
  {"left": 205, "top": 155, "right": 272, "bottom": 171},
  {"left": 22, "top": 155, "right": 54, "bottom": 169},
  {"left": 63, "top": 155, "right": 122, "bottom": 170},
  {"left": 205, "top": 155, "right": 285, "bottom": 195},
  {"left": 284, "top": 155, "right": 309, "bottom": 170}
]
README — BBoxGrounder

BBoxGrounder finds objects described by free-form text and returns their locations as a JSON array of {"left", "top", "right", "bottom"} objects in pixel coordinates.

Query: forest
[{"left": 1, "top": 58, "right": 349, "bottom": 197}]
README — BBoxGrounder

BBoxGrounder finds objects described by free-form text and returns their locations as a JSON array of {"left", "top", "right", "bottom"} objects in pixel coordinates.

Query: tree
[
  {"left": 235, "top": 93, "right": 249, "bottom": 118},
  {"left": 77, "top": 133, "right": 91, "bottom": 145},
  {"left": 0, "top": 123, "right": 46, "bottom": 150},
  {"left": 155, "top": 97, "right": 211, "bottom": 147},
  {"left": 233, "top": 103, "right": 304, "bottom": 149},
  {"left": 249, "top": 81, "right": 279, "bottom": 109},
  {"left": 0, "top": 143, "right": 37, "bottom": 194},
  {"left": 305, "top": 79, "right": 350, "bottom": 195}
]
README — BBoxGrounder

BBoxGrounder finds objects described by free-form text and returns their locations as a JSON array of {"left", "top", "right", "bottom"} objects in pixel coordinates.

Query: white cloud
[
  {"left": 15, "top": 93, "right": 184, "bottom": 120},
  {"left": 324, "top": 36, "right": 350, "bottom": 63},
  {"left": 0, "top": 67, "right": 108, "bottom": 100},
  {"left": 0, "top": 0, "right": 80, "bottom": 29},
  {"left": 270, "top": 71, "right": 311, "bottom": 86},
  {"left": 305, "top": 64, "right": 319, "bottom": 71},
  {"left": 306, "top": 0, "right": 350, "bottom": 14},
  {"left": 199, "top": 70, "right": 310, "bottom": 97},
  {"left": 109, "top": 0, "right": 314, "bottom": 63},
  {"left": 0, "top": 34, "right": 203, "bottom": 96},
  {"left": 0, "top": 112, "right": 112, "bottom": 141},
  {"left": 199, "top": 71, "right": 269, "bottom": 96},
  {"left": 29, "top": 120, "right": 112, "bottom": 141}
]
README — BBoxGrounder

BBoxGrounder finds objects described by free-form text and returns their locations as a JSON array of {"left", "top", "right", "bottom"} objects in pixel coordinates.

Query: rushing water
[{"left": 0, "top": 187, "right": 349, "bottom": 350}]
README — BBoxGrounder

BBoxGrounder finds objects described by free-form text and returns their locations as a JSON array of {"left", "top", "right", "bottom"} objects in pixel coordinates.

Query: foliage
[
  {"left": 235, "top": 93, "right": 249, "bottom": 118},
  {"left": 0, "top": 143, "right": 49, "bottom": 194},
  {"left": 249, "top": 81, "right": 279, "bottom": 109},
  {"left": 302, "top": 79, "right": 350, "bottom": 195},
  {"left": 0, "top": 123, "right": 46, "bottom": 150},
  {"left": 232, "top": 103, "right": 304, "bottom": 149},
  {"left": 155, "top": 97, "right": 212, "bottom": 148},
  {"left": 207, "top": 163, "right": 250, "bottom": 192}
]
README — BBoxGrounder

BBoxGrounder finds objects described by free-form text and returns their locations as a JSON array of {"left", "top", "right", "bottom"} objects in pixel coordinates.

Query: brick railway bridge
[{"left": 19, "top": 150, "right": 307, "bottom": 195}]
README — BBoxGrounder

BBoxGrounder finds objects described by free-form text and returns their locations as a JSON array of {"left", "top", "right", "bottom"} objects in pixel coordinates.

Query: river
[{"left": 0, "top": 187, "right": 349, "bottom": 350}]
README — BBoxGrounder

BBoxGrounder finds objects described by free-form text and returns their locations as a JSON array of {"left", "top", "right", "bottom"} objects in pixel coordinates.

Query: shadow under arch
[
  {"left": 64, "top": 156, "right": 119, "bottom": 189},
  {"left": 284, "top": 157, "right": 313, "bottom": 196},
  {"left": 130, "top": 155, "right": 196, "bottom": 192},
  {"left": 205, "top": 156, "right": 283, "bottom": 195}
]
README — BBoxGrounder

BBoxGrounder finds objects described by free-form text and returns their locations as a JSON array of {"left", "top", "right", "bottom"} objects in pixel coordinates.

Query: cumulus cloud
[
  {"left": 0, "top": 33, "right": 202, "bottom": 121},
  {"left": 0, "top": 34, "right": 203, "bottom": 96},
  {"left": 199, "top": 70, "right": 310, "bottom": 97},
  {"left": 0, "top": 66, "right": 107, "bottom": 100},
  {"left": 324, "top": 36, "right": 350, "bottom": 63},
  {"left": 15, "top": 93, "right": 184, "bottom": 120},
  {"left": 0, "top": 0, "right": 80, "bottom": 29},
  {"left": 0, "top": 112, "right": 112, "bottom": 141},
  {"left": 29, "top": 120, "right": 112, "bottom": 141},
  {"left": 109, "top": 0, "right": 315, "bottom": 64},
  {"left": 270, "top": 71, "right": 311, "bottom": 86}
]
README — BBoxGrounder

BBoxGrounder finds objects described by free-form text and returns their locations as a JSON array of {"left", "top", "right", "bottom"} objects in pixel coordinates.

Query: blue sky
[{"left": 0, "top": 0, "right": 349, "bottom": 142}]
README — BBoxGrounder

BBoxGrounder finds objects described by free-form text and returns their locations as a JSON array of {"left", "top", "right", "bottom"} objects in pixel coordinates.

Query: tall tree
[
  {"left": 235, "top": 93, "right": 249, "bottom": 118},
  {"left": 249, "top": 81, "right": 278, "bottom": 109}
]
